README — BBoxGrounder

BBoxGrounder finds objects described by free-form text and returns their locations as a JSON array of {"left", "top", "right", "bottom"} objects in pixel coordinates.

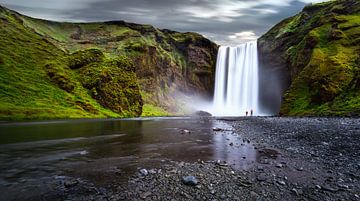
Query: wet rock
[
  {"left": 194, "top": 111, "right": 212, "bottom": 117},
  {"left": 139, "top": 169, "right": 148, "bottom": 176},
  {"left": 182, "top": 176, "right": 198, "bottom": 186},
  {"left": 250, "top": 191, "right": 259, "bottom": 199},
  {"left": 291, "top": 188, "right": 299, "bottom": 196},
  {"left": 64, "top": 180, "right": 79, "bottom": 188},
  {"left": 277, "top": 180, "right": 286, "bottom": 185},
  {"left": 322, "top": 185, "right": 338, "bottom": 192},
  {"left": 140, "top": 191, "right": 151, "bottom": 199},
  {"left": 213, "top": 127, "right": 222, "bottom": 131},
  {"left": 276, "top": 163, "right": 283, "bottom": 168},
  {"left": 256, "top": 174, "right": 267, "bottom": 182},
  {"left": 181, "top": 129, "right": 191, "bottom": 134}
]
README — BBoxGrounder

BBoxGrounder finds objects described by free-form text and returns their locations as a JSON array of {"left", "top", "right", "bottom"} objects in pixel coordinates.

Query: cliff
[
  {"left": 0, "top": 6, "right": 218, "bottom": 120},
  {"left": 259, "top": 0, "right": 360, "bottom": 116}
]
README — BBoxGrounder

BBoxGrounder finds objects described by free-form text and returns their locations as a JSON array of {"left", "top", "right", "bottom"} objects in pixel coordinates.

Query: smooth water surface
[{"left": 0, "top": 117, "right": 256, "bottom": 195}]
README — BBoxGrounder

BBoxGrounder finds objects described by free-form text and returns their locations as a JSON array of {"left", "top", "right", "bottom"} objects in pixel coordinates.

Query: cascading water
[{"left": 213, "top": 41, "right": 260, "bottom": 116}]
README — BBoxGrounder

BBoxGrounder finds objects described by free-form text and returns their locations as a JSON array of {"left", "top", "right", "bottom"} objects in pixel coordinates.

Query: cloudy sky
[{"left": 0, "top": 0, "right": 328, "bottom": 45}]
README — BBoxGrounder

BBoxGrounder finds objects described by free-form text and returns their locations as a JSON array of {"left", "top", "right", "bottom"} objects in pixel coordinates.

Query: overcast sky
[{"left": 0, "top": 0, "right": 328, "bottom": 46}]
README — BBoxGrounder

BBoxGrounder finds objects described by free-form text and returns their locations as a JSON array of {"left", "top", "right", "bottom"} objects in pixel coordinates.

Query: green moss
[
  {"left": 68, "top": 48, "right": 105, "bottom": 69},
  {"left": 263, "top": 0, "right": 360, "bottom": 116},
  {"left": 141, "top": 104, "right": 170, "bottom": 117},
  {"left": 79, "top": 56, "right": 143, "bottom": 116},
  {"left": 0, "top": 5, "right": 218, "bottom": 119}
]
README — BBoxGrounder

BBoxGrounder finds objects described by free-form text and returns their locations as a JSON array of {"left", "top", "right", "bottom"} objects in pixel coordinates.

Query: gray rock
[
  {"left": 213, "top": 127, "right": 222, "bottom": 131},
  {"left": 182, "top": 176, "right": 198, "bottom": 186},
  {"left": 139, "top": 169, "right": 148, "bottom": 176}
]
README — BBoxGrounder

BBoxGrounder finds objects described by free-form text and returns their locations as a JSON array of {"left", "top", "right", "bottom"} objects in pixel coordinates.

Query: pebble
[
  {"left": 276, "top": 163, "right": 283, "bottom": 168},
  {"left": 213, "top": 127, "right": 222, "bottom": 131},
  {"left": 182, "top": 176, "right": 198, "bottom": 186},
  {"left": 181, "top": 129, "right": 191, "bottom": 134},
  {"left": 140, "top": 191, "right": 151, "bottom": 199},
  {"left": 139, "top": 169, "right": 148, "bottom": 176},
  {"left": 256, "top": 174, "right": 267, "bottom": 182},
  {"left": 277, "top": 180, "right": 286, "bottom": 185}
]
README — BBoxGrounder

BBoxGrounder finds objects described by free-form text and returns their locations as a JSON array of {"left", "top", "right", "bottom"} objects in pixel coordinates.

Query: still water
[{"left": 0, "top": 117, "right": 256, "bottom": 196}]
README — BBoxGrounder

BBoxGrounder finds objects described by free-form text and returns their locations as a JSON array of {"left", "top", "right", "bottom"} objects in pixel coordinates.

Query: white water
[{"left": 213, "top": 41, "right": 261, "bottom": 116}]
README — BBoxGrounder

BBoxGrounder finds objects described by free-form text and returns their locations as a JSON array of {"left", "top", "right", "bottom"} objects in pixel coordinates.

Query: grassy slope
[
  {"left": 0, "top": 6, "right": 217, "bottom": 120},
  {"left": 20, "top": 18, "right": 217, "bottom": 116},
  {"left": 260, "top": 0, "right": 360, "bottom": 116},
  {"left": 0, "top": 7, "right": 141, "bottom": 120}
]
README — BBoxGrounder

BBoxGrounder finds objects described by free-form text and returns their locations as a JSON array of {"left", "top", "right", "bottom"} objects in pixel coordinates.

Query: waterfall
[{"left": 213, "top": 41, "right": 260, "bottom": 116}]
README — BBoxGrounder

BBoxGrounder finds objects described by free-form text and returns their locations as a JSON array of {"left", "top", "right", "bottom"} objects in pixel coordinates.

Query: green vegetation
[
  {"left": 0, "top": 5, "right": 217, "bottom": 120},
  {"left": 141, "top": 104, "right": 170, "bottom": 117},
  {"left": 260, "top": 0, "right": 360, "bottom": 116}
]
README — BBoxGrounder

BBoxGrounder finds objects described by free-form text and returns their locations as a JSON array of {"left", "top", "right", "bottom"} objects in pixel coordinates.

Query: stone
[
  {"left": 256, "top": 174, "right": 267, "bottom": 182},
  {"left": 181, "top": 129, "right": 191, "bottom": 134},
  {"left": 213, "top": 127, "right": 222, "bottom": 131},
  {"left": 276, "top": 163, "right": 283, "bottom": 168},
  {"left": 139, "top": 169, "right": 148, "bottom": 176},
  {"left": 140, "top": 192, "right": 151, "bottom": 199},
  {"left": 64, "top": 180, "right": 79, "bottom": 188},
  {"left": 194, "top": 111, "right": 212, "bottom": 117},
  {"left": 277, "top": 180, "right": 286, "bottom": 185},
  {"left": 182, "top": 176, "right": 198, "bottom": 186}
]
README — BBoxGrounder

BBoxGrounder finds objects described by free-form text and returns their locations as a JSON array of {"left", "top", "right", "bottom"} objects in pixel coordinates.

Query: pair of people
[{"left": 245, "top": 110, "right": 253, "bottom": 116}]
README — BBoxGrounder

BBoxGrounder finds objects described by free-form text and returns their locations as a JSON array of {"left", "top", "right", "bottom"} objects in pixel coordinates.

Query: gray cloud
[{"left": 0, "top": 0, "right": 329, "bottom": 46}]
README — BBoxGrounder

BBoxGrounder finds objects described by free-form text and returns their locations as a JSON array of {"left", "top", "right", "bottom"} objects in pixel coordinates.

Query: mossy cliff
[
  {"left": 0, "top": 6, "right": 217, "bottom": 120},
  {"left": 259, "top": 0, "right": 360, "bottom": 116}
]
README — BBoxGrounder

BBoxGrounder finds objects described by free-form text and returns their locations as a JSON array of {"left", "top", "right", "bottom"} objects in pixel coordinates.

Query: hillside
[
  {"left": 259, "top": 0, "right": 360, "bottom": 116},
  {"left": 0, "top": 6, "right": 218, "bottom": 120}
]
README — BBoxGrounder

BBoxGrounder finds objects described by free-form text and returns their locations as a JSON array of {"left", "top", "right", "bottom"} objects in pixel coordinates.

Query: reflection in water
[
  {"left": 212, "top": 121, "right": 257, "bottom": 169},
  {"left": 0, "top": 118, "right": 258, "bottom": 193}
]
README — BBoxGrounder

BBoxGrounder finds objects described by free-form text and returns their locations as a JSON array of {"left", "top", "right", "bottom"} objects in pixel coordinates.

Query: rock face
[
  {"left": 0, "top": 5, "right": 218, "bottom": 119},
  {"left": 21, "top": 16, "right": 218, "bottom": 115},
  {"left": 258, "top": 0, "right": 360, "bottom": 116}
]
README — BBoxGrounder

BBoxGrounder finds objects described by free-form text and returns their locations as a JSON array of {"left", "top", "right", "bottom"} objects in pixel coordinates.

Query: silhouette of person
[
  {"left": 246, "top": 111, "right": 248, "bottom": 116},
  {"left": 250, "top": 110, "right": 253, "bottom": 116}
]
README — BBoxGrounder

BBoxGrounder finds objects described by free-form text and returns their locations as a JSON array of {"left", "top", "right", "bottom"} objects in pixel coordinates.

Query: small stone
[
  {"left": 322, "top": 185, "right": 338, "bottom": 192},
  {"left": 315, "top": 185, "right": 321, "bottom": 189},
  {"left": 140, "top": 192, "right": 151, "bottom": 199},
  {"left": 139, "top": 169, "right": 148, "bottom": 176},
  {"left": 181, "top": 129, "right": 191, "bottom": 134},
  {"left": 256, "top": 174, "right": 267, "bottom": 182},
  {"left": 64, "top": 180, "right": 78, "bottom": 188},
  {"left": 229, "top": 142, "right": 234, "bottom": 146},
  {"left": 291, "top": 188, "right": 299, "bottom": 196},
  {"left": 277, "top": 180, "right": 286, "bottom": 185},
  {"left": 79, "top": 150, "right": 88, "bottom": 155},
  {"left": 182, "top": 176, "right": 198, "bottom": 186},
  {"left": 149, "top": 169, "right": 157, "bottom": 174},
  {"left": 296, "top": 167, "right": 304, "bottom": 171},
  {"left": 213, "top": 127, "right": 222, "bottom": 131},
  {"left": 250, "top": 191, "right": 259, "bottom": 199},
  {"left": 210, "top": 190, "right": 215, "bottom": 194},
  {"left": 276, "top": 164, "right": 283, "bottom": 168}
]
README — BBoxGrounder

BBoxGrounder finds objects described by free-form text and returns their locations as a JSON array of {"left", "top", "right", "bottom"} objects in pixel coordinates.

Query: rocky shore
[
  {"left": 2, "top": 117, "right": 359, "bottom": 201},
  {"left": 29, "top": 117, "right": 358, "bottom": 201}
]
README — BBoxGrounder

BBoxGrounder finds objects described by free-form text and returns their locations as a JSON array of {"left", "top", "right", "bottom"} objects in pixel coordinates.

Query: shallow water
[{"left": 0, "top": 117, "right": 257, "bottom": 190}]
